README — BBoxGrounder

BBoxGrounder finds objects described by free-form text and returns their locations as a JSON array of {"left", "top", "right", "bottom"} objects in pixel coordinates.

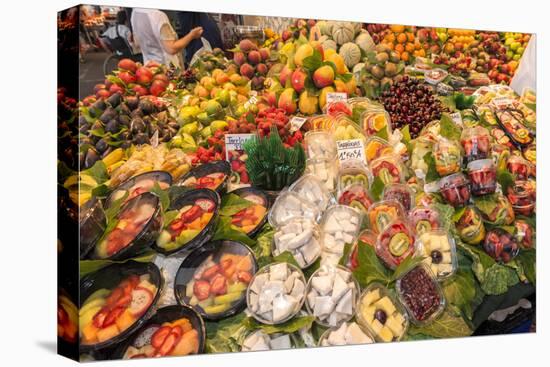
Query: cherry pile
[{"left": 379, "top": 76, "right": 448, "bottom": 138}]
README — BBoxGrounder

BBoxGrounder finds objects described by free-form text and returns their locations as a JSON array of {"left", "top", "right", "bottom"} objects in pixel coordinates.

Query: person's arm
[{"left": 161, "top": 25, "right": 203, "bottom": 55}]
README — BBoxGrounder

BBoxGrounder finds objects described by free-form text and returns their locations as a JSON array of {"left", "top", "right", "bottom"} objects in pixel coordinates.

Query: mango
[
  {"left": 326, "top": 53, "right": 347, "bottom": 74},
  {"left": 313, "top": 65, "right": 335, "bottom": 88},
  {"left": 319, "top": 86, "right": 335, "bottom": 110},
  {"left": 299, "top": 90, "right": 319, "bottom": 115},
  {"left": 291, "top": 68, "right": 308, "bottom": 93},
  {"left": 277, "top": 88, "right": 297, "bottom": 114},
  {"left": 294, "top": 44, "right": 314, "bottom": 67},
  {"left": 279, "top": 64, "right": 293, "bottom": 87}
]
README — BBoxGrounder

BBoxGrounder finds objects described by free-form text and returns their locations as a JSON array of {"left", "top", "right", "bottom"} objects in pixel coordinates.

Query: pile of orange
[{"left": 381, "top": 24, "right": 425, "bottom": 62}]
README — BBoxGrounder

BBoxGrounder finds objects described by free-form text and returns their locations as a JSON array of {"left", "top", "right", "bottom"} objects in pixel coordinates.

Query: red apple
[
  {"left": 149, "top": 80, "right": 167, "bottom": 96},
  {"left": 118, "top": 71, "right": 136, "bottom": 85},
  {"left": 132, "top": 85, "right": 149, "bottom": 96}
]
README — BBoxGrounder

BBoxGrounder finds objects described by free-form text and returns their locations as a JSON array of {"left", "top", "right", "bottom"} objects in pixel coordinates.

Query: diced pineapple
[
  {"left": 430, "top": 264, "right": 440, "bottom": 276},
  {"left": 438, "top": 263, "right": 453, "bottom": 275},
  {"left": 363, "top": 289, "right": 380, "bottom": 305},
  {"left": 371, "top": 319, "right": 383, "bottom": 334},
  {"left": 394, "top": 312, "right": 406, "bottom": 326},
  {"left": 386, "top": 316, "right": 404, "bottom": 337},
  {"left": 379, "top": 326, "right": 394, "bottom": 342},
  {"left": 362, "top": 305, "right": 375, "bottom": 323},
  {"left": 441, "top": 251, "right": 452, "bottom": 263},
  {"left": 375, "top": 296, "right": 396, "bottom": 316}
]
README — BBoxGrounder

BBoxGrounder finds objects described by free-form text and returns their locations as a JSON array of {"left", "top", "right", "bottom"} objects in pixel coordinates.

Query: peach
[
  {"left": 278, "top": 88, "right": 297, "bottom": 114},
  {"left": 233, "top": 51, "right": 246, "bottom": 66},
  {"left": 239, "top": 63, "right": 255, "bottom": 79},
  {"left": 239, "top": 39, "right": 257, "bottom": 52},
  {"left": 259, "top": 48, "right": 270, "bottom": 61},
  {"left": 256, "top": 63, "right": 268, "bottom": 76},
  {"left": 313, "top": 65, "right": 335, "bottom": 88},
  {"left": 291, "top": 68, "right": 308, "bottom": 93},
  {"left": 248, "top": 50, "right": 261, "bottom": 65},
  {"left": 298, "top": 91, "right": 319, "bottom": 115},
  {"left": 294, "top": 44, "right": 314, "bottom": 67}
]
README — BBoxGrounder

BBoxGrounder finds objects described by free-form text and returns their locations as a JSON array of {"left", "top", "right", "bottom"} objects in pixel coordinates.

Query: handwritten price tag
[
  {"left": 326, "top": 92, "right": 348, "bottom": 104},
  {"left": 244, "top": 95, "right": 258, "bottom": 109},
  {"left": 450, "top": 112, "right": 463, "bottom": 127},
  {"left": 288, "top": 116, "right": 308, "bottom": 133},
  {"left": 336, "top": 139, "right": 366, "bottom": 164},
  {"left": 225, "top": 134, "right": 255, "bottom": 160}
]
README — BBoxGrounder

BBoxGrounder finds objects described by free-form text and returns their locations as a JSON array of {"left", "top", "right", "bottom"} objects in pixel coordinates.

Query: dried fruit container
[
  {"left": 306, "top": 156, "right": 339, "bottom": 193},
  {"left": 408, "top": 206, "right": 441, "bottom": 235},
  {"left": 433, "top": 138, "right": 462, "bottom": 176},
  {"left": 304, "top": 130, "right": 337, "bottom": 160},
  {"left": 356, "top": 283, "right": 409, "bottom": 342},
  {"left": 375, "top": 219, "right": 416, "bottom": 270},
  {"left": 369, "top": 154, "right": 404, "bottom": 185},
  {"left": 439, "top": 173, "right": 470, "bottom": 207},
  {"left": 415, "top": 230, "right": 458, "bottom": 280},
  {"left": 483, "top": 228, "right": 520, "bottom": 263},
  {"left": 467, "top": 159, "right": 497, "bottom": 196},
  {"left": 506, "top": 180, "right": 536, "bottom": 216},
  {"left": 383, "top": 183, "right": 414, "bottom": 212},
  {"left": 367, "top": 200, "right": 406, "bottom": 233},
  {"left": 395, "top": 264, "right": 445, "bottom": 325},
  {"left": 455, "top": 206, "right": 486, "bottom": 245},
  {"left": 460, "top": 126, "right": 491, "bottom": 164}
]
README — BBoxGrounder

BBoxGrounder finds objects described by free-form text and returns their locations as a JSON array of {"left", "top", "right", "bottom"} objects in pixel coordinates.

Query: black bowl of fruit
[
  {"left": 227, "top": 187, "right": 270, "bottom": 238},
  {"left": 105, "top": 170, "right": 173, "bottom": 208},
  {"left": 79, "top": 197, "right": 106, "bottom": 260},
  {"left": 114, "top": 305, "right": 206, "bottom": 360},
  {"left": 174, "top": 240, "right": 258, "bottom": 320},
  {"left": 176, "top": 161, "right": 231, "bottom": 195},
  {"left": 154, "top": 188, "right": 220, "bottom": 256},
  {"left": 91, "top": 192, "right": 163, "bottom": 261},
  {"left": 79, "top": 261, "right": 163, "bottom": 352}
]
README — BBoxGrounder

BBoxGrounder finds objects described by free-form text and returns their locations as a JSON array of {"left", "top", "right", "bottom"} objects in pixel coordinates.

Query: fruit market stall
[{"left": 57, "top": 18, "right": 536, "bottom": 361}]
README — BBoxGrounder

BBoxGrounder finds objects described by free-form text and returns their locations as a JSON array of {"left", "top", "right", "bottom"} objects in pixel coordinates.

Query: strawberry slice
[
  {"left": 193, "top": 280, "right": 211, "bottom": 301},
  {"left": 237, "top": 271, "right": 252, "bottom": 284},
  {"left": 151, "top": 326, "right": 172, "bottom": 349},
  {"left": 210, "top": 274, "right": 227, "bottom": 295},
  {"left": 201, "top": 264, "right": 220, "bottom": 280},
  {"left": 128, "top": 287, "right": 154, "bottom": 317},
  {"left": 92, "top": 308, "right": 109, "bottom": 328},
  {"left": 156, "top": 332, "right": 178, "bottom": 357},
  {"left": 102, "top": 307, "right": 125, "bottom": 328}
]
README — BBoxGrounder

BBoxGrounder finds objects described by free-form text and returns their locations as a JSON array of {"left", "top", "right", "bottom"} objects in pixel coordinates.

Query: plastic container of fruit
[
  {"left": 367, "top": 200, "right": 406, "bottom": 234},
  {"left": 460, "top": 126, "right": 491, "bottom": 164},
  {"left": 153, "top": 188, "right": 220, "bottom": 256},
  {"left": 365, "top": 136, "right": 394, "bottom": 163},
  {"left": 79, "top": 261, "right": 164, "bottom": 352},
  {"left": 375, "top": 219, "right": 416, "bottom": 270},
  {"left": 319, "top": 205, "right": 363, "bottom": 266},
  {"left": 174, "top": 240, "right": 258, "bottom": 320},
  {"left": 356, "top": 282, "right": 409, "bottom": 342},
  {"left": 424, "top": 68, "right": 448, "bottom": 85},
  {"left": 337, "top": 183, "right": 374, "bottom": 216},
  {"left": 507, "top": 180, "right": 536, "bottom": 216},
  {"left": 92, "top": 192, "right": 163, "bottom": 261},
  {"left": 79, "top": 198, "right": 106, "bottom": 259},
  {"left": 438, "top": 173, "right": 471, "bottom": 207},
  {"left": 114, "top": 305, "right": 206, "bottom": 359},
  {"left": 105, "top": 170, "right": 173, "bottom": 208},
  {"left": 307, "top": 114, "right": 335, "bottom": 131},
  {"left": 289, "top": 174, "right": 332, "bottom": 213},
  {"left": 360, "top": 108, "right": 392, "bottom": 137},
  {"left": 395, "top": 263, "right": 446, "bottom": 325},
  {"left": 246, "top": 262, "right": 307, "bottom": 325},
  {"left": 455, "top": 206, "right": 486, "bottom": 245},
  {"left": 514, "top": 220, "right": 535, "bottom": 249},
  {"left": 305, "top": 265, "right": 360, "bottom": 328},
  {"left": 304, "top": 130, "right": 337, "bottom": 160},
  {"left": 473, "top": 193, "right": 515, "bottom": 225},
  {"left": 176, "top": 160, "right": 231, "bottom": 195},
  {"left": 483, "top": 228, "right": 520, "bottom": 263},
  {"left": 507, "top": 155, "right": 533, "bottom": 180},
  {"left": 337, "top": 160, "right": 372, "bottom": 192},
  {"left": 467, "top": 159, "right": 497, "bottom": 196},
  {"left": 491, "top": 144, "right": 511, "bottom": 171},
  {"left": 330, "top": 113, "right": 367, "bottom": 144},
  {"left": 228, "top": 187, "right": 270, "bottom": 238},
  {"left": 317, "top": 322, "right": 374, "bottom": 347},
  {"left": 383, "top": 183, "right": 414, "bottom": 212},
  {"left": 306, "top": 156, "right": 339, "bottom": 193},
  {"left": 433, "top": 138, "right": 462, "bottom": 176},
  {"left": 324, "top": 101, "right": 352, "bottom": 117},
  {"left": 369, "top": 154, "right": 404, "bottom": 185},
  {"left": 408, "top": 206, "right": 441, "bottom": 235},
  {"left": 347, "top": 229, "right": 378, "bottom": 270},
  {"left": 272, "top": 217, "right": 322, "bottom": 269},
  {"left": 268, "top": 190, "right": 321, "bottom": 228},
  {"left": 415, "top": 229, "right": 458, "bottom": 280}
]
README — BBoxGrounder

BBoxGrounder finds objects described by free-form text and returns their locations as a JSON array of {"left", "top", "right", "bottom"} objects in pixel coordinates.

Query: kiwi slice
[
  {"left": 415, "top": 220, "right": 432, "bottom": 235},
  {"left": 355, "top": 174, "right": 369, "bottom": 187},
  {"left": 389, "top": 233, "right": 410, "bottom": 257},
  {"left": 341, "top": 174, "right": 354, "bottom": 187},
  {"left": 350, "top": 200, "right": 367, "bottom": 212},
  {"left": 378, "top": 168, "right": 393, "bottom": 185},
  {"left": 376, "top": 212, "right": 392, "bottom": 232}
]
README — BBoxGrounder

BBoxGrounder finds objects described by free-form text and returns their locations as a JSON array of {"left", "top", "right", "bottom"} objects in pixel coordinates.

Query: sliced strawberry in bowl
[
  {"left": 129, "top": 287, "right": 154, "bottom": 317},
  {"left": 103, "top": 307, "right": 125, "bottom": 328},
  {"left": 151, "top": 325, "right": 172, "bottom": 349},
  {"left": 193, "top": 280, "right": 211, "bottom": 301}
]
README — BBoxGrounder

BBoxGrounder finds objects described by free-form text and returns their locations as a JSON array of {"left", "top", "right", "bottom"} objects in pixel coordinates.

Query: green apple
[
  {"left": 513, "top": 54, "right": 521, "bottom": 61},
  {"left": 510, "top": 42, "right": 520, "bottom": 51},
  {"left": 506, "top": 51, "right": 514, "bottom": 60},
  {"left": 517, "top": 47, "right": 525, "bottom": 55}
]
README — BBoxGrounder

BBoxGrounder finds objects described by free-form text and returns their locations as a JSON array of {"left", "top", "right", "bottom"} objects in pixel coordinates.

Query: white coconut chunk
[
  {"left": 307, "top": 291, "right": 317, "bottom": 308},
  {"left": 300, "top": 239, "right": 320, "bottom": 264},
  {"left": 314, "top": 296, "right": 335, "bottom": 318},
  {"left": 287, "top": 229, "right": 313, "bottom": 250},
  {"left": 250, "top": 273, "right": 268, "bottom": 294},
  {"left": 335, "top": 289, "right": 353, "bottom": 315},
  {"left": 336, "top": 211, "right": 351, "bottom": 221},
  {"left": 336, "top": 268, "right": 351, "bottom": 282},
  {"left": 273, "top": 295, "right": 297, "bottom": 322},
  {"left": 327, "top": 312, "right": 342, "bottom": 327},
  {"left": 243, "top": 332, "right": 260, "bottom": 350},
  {"left": 324, "top": 216, "right": 341, "bottom": 233},
  {"left": 342, "top": 233, "right": 354, "bottom": 244},
  {"left": 284, "top": 272, "right": 298, "bottom": 293},
  {"left": 269, "top": 334, "right": 291, "bottom": 350},
  {"left": 438, "top": 263, "right": 454, "bottom": 275},
  {"left": 441, "top": 251, "right": 452, "bottom": 263},
  {"left": 327, "top": 323, "right": 347, "bottom": 345},
  {"left": 350, "top": 215, "right": 359, "bottom": 225},
  {"left": 258, "top": 281, "right": 284, "bottom": 313},
  {"left": 277, "top": 232, "right": 296, "bottom": 244},
  {"left": 291, "top": 278, "right": 305, "bottom": 298},
  {"left": 331, "top": 275, "right": 349, "bottom": 301},
  {"left": 334, "top": 231, "right": 343, "bottom": 241},
  {"left": 250, "top": 293, "right": 259, "bottom": 312},
  {"left": 323, "top": 233, "right": 336, "bottom": 247},
  {"left": 312, "top": 275, "right": 334, "bottom": 295},
  {"left": 269, "top": 263, "right": 288, "bottom": 281},
  {"left": 250, "top": 335, "right": 270, "bottom": 351},
  {"left": 294, "top": 252, "right": 306, "bottom": 268},
  {"left": 345, "top": 322, "right": 372, "bottom": 344}
]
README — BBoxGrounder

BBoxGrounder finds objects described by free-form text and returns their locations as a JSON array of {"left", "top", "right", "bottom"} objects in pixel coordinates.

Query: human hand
[{"left": 190, "top": 27, "right": 204, "bottom": 39}]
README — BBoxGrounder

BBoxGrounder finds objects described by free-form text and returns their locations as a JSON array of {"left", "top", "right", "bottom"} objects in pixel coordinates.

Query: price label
[
  {"left": 326, "top": 92, "right": 348, "bottom": 104},
  {"left": 288, "top": 116, "right": 308, "bottom": 133},
  {"left": 225, "top": 134, "right": 255, "bottom": 160},
  {"left": 450, "top": 112, "right": 463, "bottom": 127},
  {"left": 244, "top": 95, "right": 258, "bottom": 109},
  {"left": 336, "top": 139, "right": 366, "bottom": 164}
]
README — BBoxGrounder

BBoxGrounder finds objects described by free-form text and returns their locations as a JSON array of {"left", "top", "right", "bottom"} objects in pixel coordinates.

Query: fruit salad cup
[
  {"left": 507, "top": 155, "right": 533, "bottom": 180},
  {"left": 325, "top": 101, "right": 352, "bottom": 117},
  {"left": 507, "top": 180, "right": 536, "bottom": 216},
  {"left": 473, "top": 193, "right": 515, "bottom": 225},
  {"left": 338, "top": 184, "right": 374, "bottom": 216},
  {"left": 304, "top": 130, "right": 337, "bottom": 160},
  {"left": 410, "top": 137, "right": 434, "bottom": 176},
  {"left": 467, "top": 159, "right": 497, "bottom": 196},
  {"left": 408, "top": 206, "right": 441, "bottom": 235},
  {"left": 337, "top": 160, "right": 372, "bottom": 192},
  {"left": 369, "top": 155, "right": 404, "bottom": 185},
  {"left": 360, "top": 108, "right": 392, "bottom": 137},
  {"left": 433, "top": 138, "right": 462, "bottom": 176},
  {"left": 306, "top": 156, "right": 339, "bottom": 193},
  {"left": 483, "top": 228, "right": 519, "bottom": 263},
  {"left": 368, "top": 200, "right": 406, "bottom": 233},
  {"left": 460, "top": 126, "right": 491, "bottom": 163},
  {"left": 375, "top": 219, "right": 416, "bottom": 269},
  {"left": 415, "top": 192, "right": 440, "bottom": 208},
  {"left": 514, "top": 220, "right": 535, "bottom": 249},
  {"left": 365, "top": 136, "right": 394, "bottom": 163},
  {"left": 383, "top": 183, "right": 414, "bottom": 212},
  {"left": 455, "top": 206, "right": 486, "bottom": 245},
  {"left": 415, "top": 230, "right": 457, "bottom": 280},
  {"left": 308, "top": 114, "right": 335, "bottom": 131},
  {"left": 439, "top": 173, "right": 471, "bottom": 207},
  {"left": 491, "top": 144, "right": 511, "bottom": 171},
  {"left": 290, "top": 174, "right": 332, "bottom": 213}
]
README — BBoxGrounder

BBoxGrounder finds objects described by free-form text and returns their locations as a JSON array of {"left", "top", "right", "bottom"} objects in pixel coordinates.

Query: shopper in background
[
  {"left": 131, "top": 8, "right": 203, "bottom": 69},
  {"left": 101, "top": 10, "right": 135, "bottom": 57},
  {"left": 176, "top": 12, "right": 223, "bottom": 66}
]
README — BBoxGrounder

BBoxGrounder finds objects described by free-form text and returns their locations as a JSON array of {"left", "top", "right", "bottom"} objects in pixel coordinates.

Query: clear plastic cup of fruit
[
  {"left": 507, "top": 155, "right": 533, "bottom": 180},
  {"left": 410, "top": 137, "right": 434, "bottom": 175},
  {"left": 360, "top": 109, "right": 392, "bottom": 137},
  {"left": 307, "top": 114, "right": 335, "bottom": 131},
  {"left": 289, "top": 174, "right": 332, "bottom": 213},
  {"left": 337, "top": 160, "right": 371, "bottom": 192},
  {"left": 331, "top": 114, "right": 367, "bottom": 146},
  {"left": 514, "top": 220, "right": 535, "bottom": 249},
  {"left": 395, "top": 264, "right": 445, "bottom": 325},
  {"left": 375, "top": 219, "right": 416, "bottom": 270},
  {"left": 433, "top": 138, "right": 462, "bottom": 176},
  {"left": 338, "top": 183, "right": 374, "bottom": 216},
  {"left": 365, "top": 136, "right": 394, "bottom": 163},
  {"left": 455, "top": 206, "right": 486, "bottom": 245},
  {"left": 348, "top": 229, "right": 378, "bottom": 271},
  {"left": 506, "top": 180, "right": 536, "bottom": 216},
  {"left": 356, "top": 283, "right": 409, "bottom": 342},
  {"left": 483, "top": 228, "right": 520, "bottom": 263},
  {"left": 408, "top": 206, "right": 441, "bottom": 236},
  {"left": 491, "top": 144, "right": 511, "bottom": 171},
  {"left": 325, "top": 101, "right": 352, "bottom": 117},
  {"left": 369, "top": 154, "right": 404, "bottom": 185},
  {"left": 460, "top": 126, "right": 490, "bottom": 163},
  {"left": 367, "top": 200, "right": 406, "bottom": 234},
  {"left": 304, "top": 130, "right": 337, "bottom": 160},
  {"left": 414, "top": 192, "right": 440, "bottom": 208},
  {"left": 415, "top": 230, "right": 458, "bottom": 280},
  {"left": 439, "top": 173, "right": 470, "bottom": 207},
  {"left": 383, "top": 183, "right": 414, "bottom": 212},
  {"left": 467, "top": 159, "right": 497, "bottom": 196},
  {"left": 306, "top": 156, "right": 339, "bottom": 193},
  {"left": 473, "top": 193, "right": 515, "bottom": 225}
]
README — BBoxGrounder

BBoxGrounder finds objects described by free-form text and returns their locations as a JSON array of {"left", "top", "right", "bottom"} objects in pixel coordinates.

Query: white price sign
[
  {"left": 336, "top": 139, "right": 366, "bottom": 164},
  {"left": 450, "top": 112, "right": 463, "bottom": 127},
  {"left": 224, "top": 134, "right": 255, "bottom": 160},
  {"left": 244, "top": 95, "right": 258, "bottom": 109},
  {"left": 288, "top": 116, "right": 308, "bottom": 133},
  {"left": 326, "top": 92, "right": 348, "bottom": 104}
]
